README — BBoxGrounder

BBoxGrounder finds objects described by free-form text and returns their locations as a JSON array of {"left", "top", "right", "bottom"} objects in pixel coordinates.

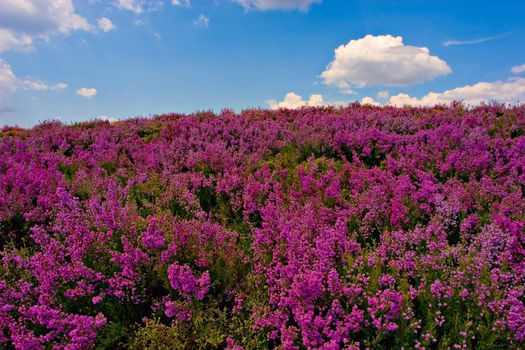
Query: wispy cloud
[
  {"left": 234, "top": 0, "right": 321, "bottom": 12},
  {"left": 1, "top": 59, "right": 67, "bottom": 111},
  {"left": 98, "top": 17, "right": 116, "bottom": 33},
  {"left": 194, "top": 14, "right": 210, "bottom": 28},
  {"left": 511, "top": 64, "right": 525, "bottom": 74},
  {"left": 443, "top": 32, "right": 510, "bottom": 47}
]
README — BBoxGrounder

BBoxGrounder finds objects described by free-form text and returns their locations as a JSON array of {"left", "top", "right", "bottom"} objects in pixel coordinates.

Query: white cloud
[
  {"left": 360, "top": 96, "right": 380, "bottom": 106},
  {"left": 21, "top": 80, "right": 67, "bottom": 91},
  {"left": 0, "top": 29, "right": 34, "bottom": 53},
  {"left": 172, "top": 0, "right": 190, "bottom": 6},
  {"left": 0, "top": 60, "right": 17, "bottom": 111},
  {"left": 0, "top": 59, "right": 67, "bottom": 111},
  {"left": 377, "top": 90, "right": 389, "bottom": 99},
  {"left": 98, "top": 17, "right": 116, "bottom": 32},
  {"left": 98, "top": 115, "right": 117, "bottom": 122},
  {"left": 115, "top": 0, "right": 144, "bottom": 14},
  {"left": 443, "top": 33, "right": 509, "bottom": 47},
  {"left": 53, "top": 82, "right": 68, "bottom": 90},
  {"left": 0, "top": 0, "right": 90, "bottom": 53},
  {"left": 194, "top": 14, "right": 210, "bottom": 28},
  {"left": 389, "top": 77, "right": 525, "bottom": 106},
  {"left": 335, "top": 81, "right": 355, "bottom": 95},
  {"left": 114, "top": 0, "right": 163, "bottom": 14},
  {"left": 267, "top": 92, "right": 334, "bottom": 109},
  {"left": 53, "top": 83, "right": 67, "bottom": 90},
  {"left": 511, "top": 64, "right": 525, "bottom": 74},
  {"left": 77, "top": 87, "right": 97, "bottom": 98},
  {"left": 306, "top": 93, "right": 324, "bottom": 106},
  {"left": 233, "top": 0, "right": 321, "bottom": 11},
  {"left": 321, "top": 34, "right": 451, "bottom": 90}
]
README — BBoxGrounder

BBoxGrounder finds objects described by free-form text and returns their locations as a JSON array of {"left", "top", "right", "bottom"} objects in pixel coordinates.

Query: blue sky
[{"left": 1, "top": 0, "right": 524, "bottom": 127}]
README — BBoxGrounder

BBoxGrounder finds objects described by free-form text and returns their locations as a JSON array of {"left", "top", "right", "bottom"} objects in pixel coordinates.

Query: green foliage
[
  {"left": 0, "top": 213, "right": 28, "bottom": 249},
  {"left": 196, "top": 186, "right": 218, "bottom": 213},
  {"left": 168, "top": 198, "right": 191, "bottom": 219},
  {"left": 129, "top": 273, "right": 270, "bottom": 350},
  {"left": 58, "top": 163, "right": 78, "bottom": 183},
  {"left": 94, "top": 322, "right": 130, "bottom": 350},
  {"left": 129, "top": 304, "right": 228, "bottom": 349},
  {"left": 137, "top": 123, "right": 163, "bottom": 143},
  {"left": 100, "top": 161, "right": 118, "bottom": 175},
  {"left": 129, "top": 318, "right": 186, "bottom": 350},
  {"left": 129, "top": 177, "right": 165, "bottom": 217}
]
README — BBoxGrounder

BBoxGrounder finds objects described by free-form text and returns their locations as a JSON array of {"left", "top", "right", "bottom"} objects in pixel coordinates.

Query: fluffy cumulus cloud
[
  {"left": 233, "top": 0, "right": 321, "bottom": 11},
  {"left": 512, "top": 64, "right": 525, "bottom": 75},
  {"left": 0, "top": 0, "right": 90, "bottom": 53},
  {"left": 76, "top": 87, "right": 97, "bottom": 98},
  {"left": 0, "top": 59, "right": 67, "bottom": 111},
  {"left": 98, "top": 115, "right": 117, "bottom": 122},
  {"left": 321, "top": 35, "right": 452, "bottom": 90},
  {"left": 194, "top": 15, "right": 210, "bottom": 28},
  {"left": 360, "top": 96, "right": 380, "bottom": 106},
  {"left": 98, "top": 17, "right": 116, "bottom": 32},
  {"left": 267, "top": 92, "right": 334, "bottom": 109},
  {"left": 389, "top": 77, "right": 525, "bottom": 106}
]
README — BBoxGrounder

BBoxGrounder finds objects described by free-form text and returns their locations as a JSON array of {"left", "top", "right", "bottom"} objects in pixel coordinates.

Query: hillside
[{"left": 1, "top": 104, "right": 525, "bottom": 349}]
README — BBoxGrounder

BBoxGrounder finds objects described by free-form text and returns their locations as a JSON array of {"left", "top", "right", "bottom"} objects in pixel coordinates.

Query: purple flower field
[{"left": 1, "top": 103, "right": 525, "bottom": 349}]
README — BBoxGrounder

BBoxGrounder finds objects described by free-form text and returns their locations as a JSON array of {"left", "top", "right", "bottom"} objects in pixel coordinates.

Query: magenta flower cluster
[
  {"left": 167, "top": 262, "right": 210, "bottom": 301},
  {"left": 1, "top": 103, "right": 525, "bottom": 349}
]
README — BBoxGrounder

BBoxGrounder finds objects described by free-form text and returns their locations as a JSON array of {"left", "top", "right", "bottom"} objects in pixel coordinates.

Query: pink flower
[{"left": 167, "top": 262, "right": 210, "bottom": 301}]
